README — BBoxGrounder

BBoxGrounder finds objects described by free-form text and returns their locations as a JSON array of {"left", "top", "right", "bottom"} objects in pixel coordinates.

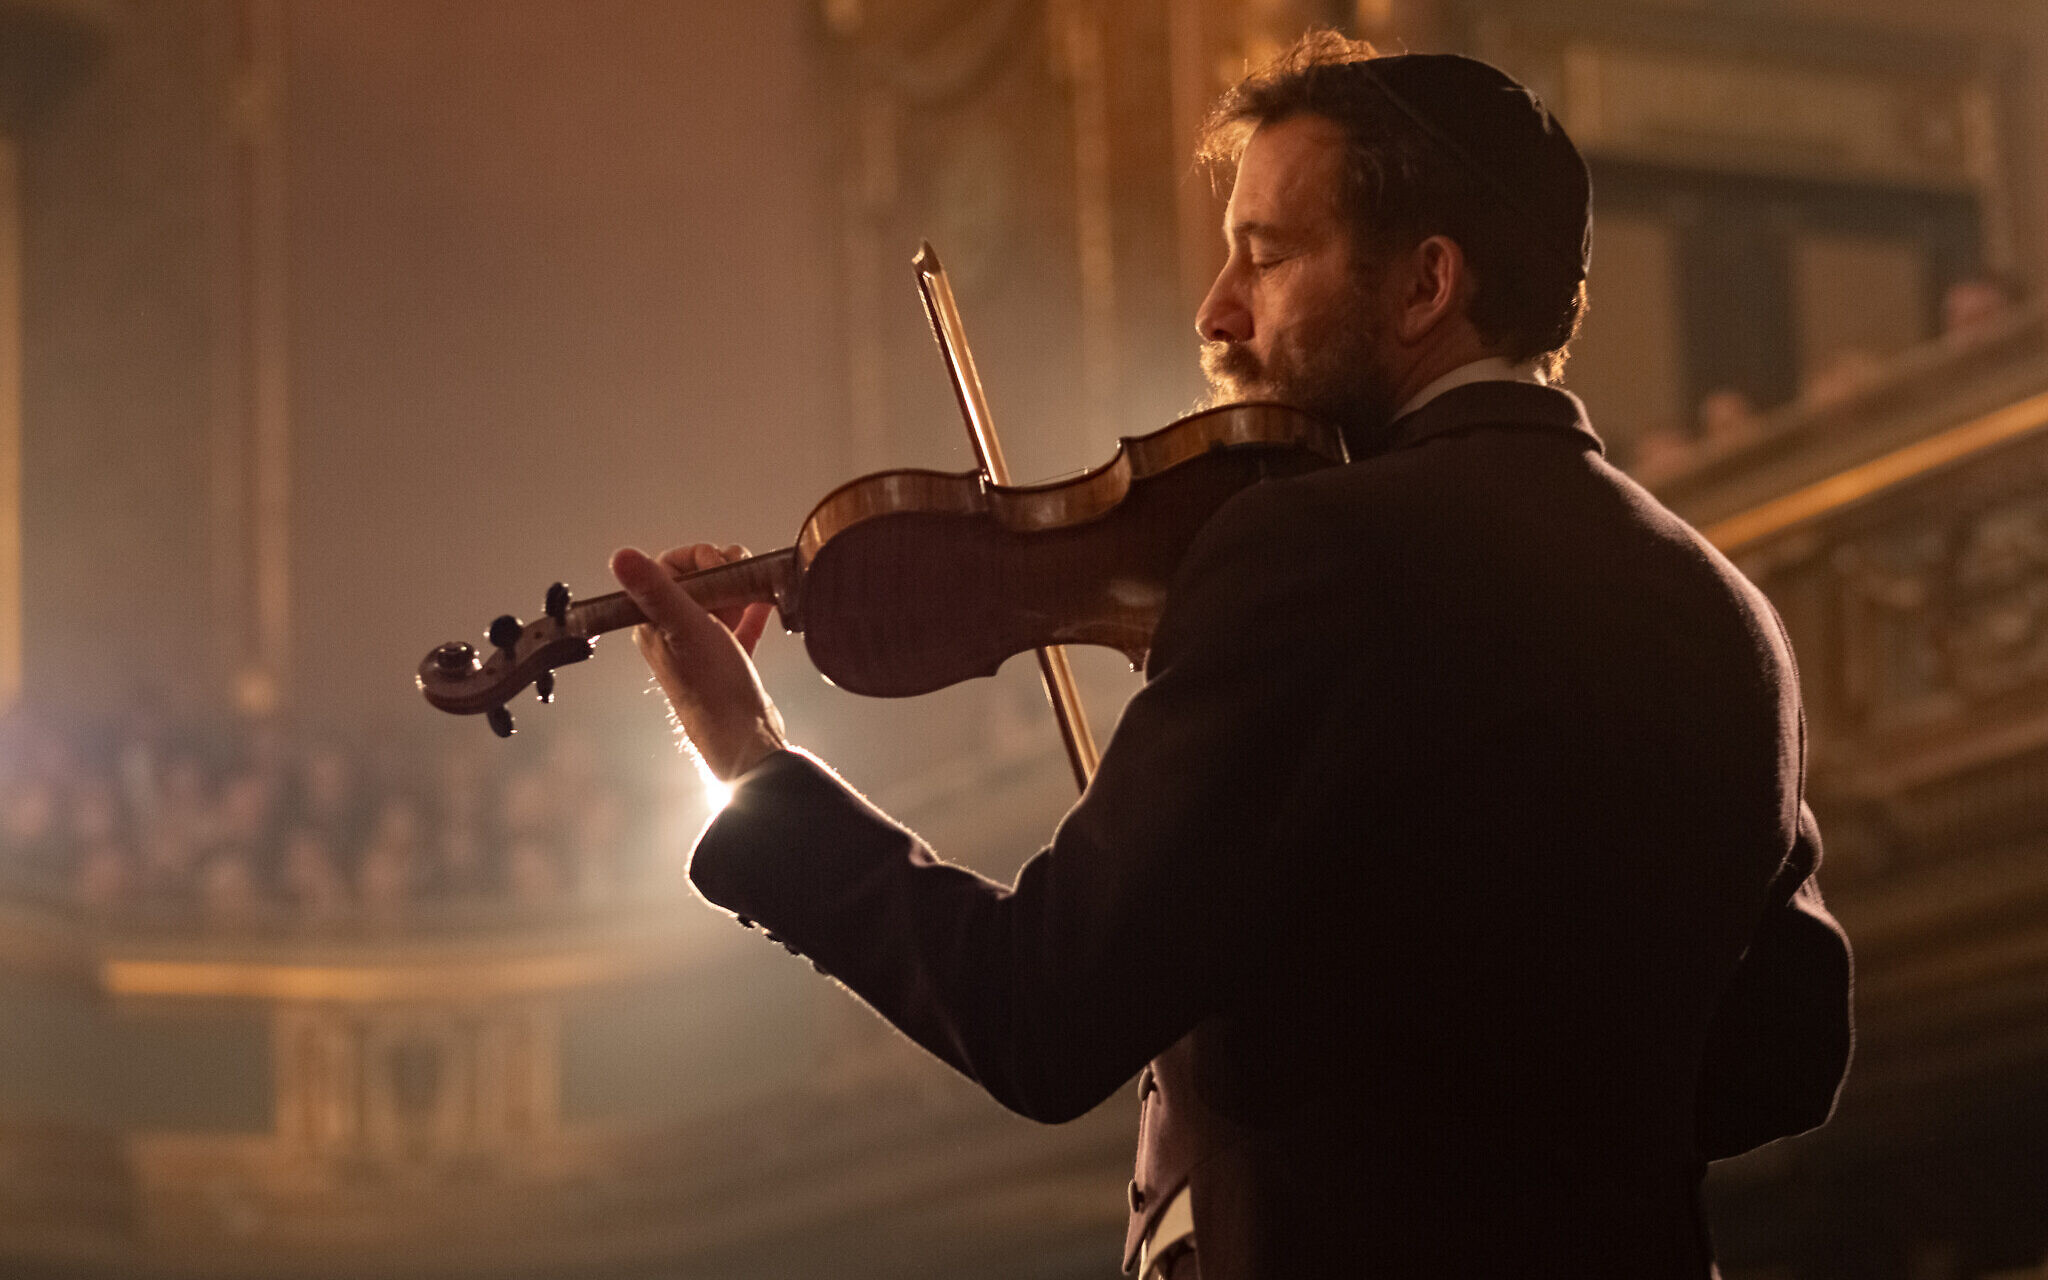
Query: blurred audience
[
  {"left": 1626, "top": 423, "right": 1698, "bottom": 483},
  {"left": 1616, "top": 268, "right": 2036, "bottom": 485},
  {"left": 1628, "top": 385, "right": 1769, "bottom": 481},
  {"left": 0, "top": 706, "right": 679, "bottom": 930},
  {"left": 1799, "top": 346, "right": 1887, "bottom": 409},
  {"left": 1697, "top": 387, "right": 1764, "bottom": 450},
  {"left": 1942, "top": 272, "right": 2025, "bottom": 347}
]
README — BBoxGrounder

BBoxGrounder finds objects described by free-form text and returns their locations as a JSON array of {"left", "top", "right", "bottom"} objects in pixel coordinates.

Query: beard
[{"left": 1198, "top": 284, "right": 1400, "bottom": 442}]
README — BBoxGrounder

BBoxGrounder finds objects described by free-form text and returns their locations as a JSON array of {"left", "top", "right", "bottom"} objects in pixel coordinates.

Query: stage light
[{"left": 702, "top": 775, "right": 734, "bottom": 816}]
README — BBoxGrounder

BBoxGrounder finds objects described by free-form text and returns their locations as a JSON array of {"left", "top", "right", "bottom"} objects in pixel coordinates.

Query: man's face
[{"left": 1197, "top": 114, "right": 1398, "bottom": 433}]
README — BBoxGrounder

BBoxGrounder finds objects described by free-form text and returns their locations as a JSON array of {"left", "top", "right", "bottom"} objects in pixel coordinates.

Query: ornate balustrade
[
  {"left": 1662, "top": 308, "right": 2048, "bottom": 1110},
  {"left": 1663, "top": 310, "right": 2048, "bottom": 1270},
  {"left": 0, "top": 891, "right": 1129, "bottom": 1279}
]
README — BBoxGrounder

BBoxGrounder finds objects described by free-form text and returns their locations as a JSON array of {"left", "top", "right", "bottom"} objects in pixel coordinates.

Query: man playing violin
[{"left": 610, "top": 32, "right": 1851, "bottom": 1280}]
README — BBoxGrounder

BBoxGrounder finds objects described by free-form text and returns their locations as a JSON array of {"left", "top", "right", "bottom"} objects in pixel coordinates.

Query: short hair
[{"left": 1198, "top": 32, "right": 1592, "bottom": 381}]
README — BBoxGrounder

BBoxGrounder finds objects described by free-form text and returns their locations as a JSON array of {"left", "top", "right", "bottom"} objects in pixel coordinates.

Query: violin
[{"left": 416, "top": 401, "right": 1347, "bottom": 738}]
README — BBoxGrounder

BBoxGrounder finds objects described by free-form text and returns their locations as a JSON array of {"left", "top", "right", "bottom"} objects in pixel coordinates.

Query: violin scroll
[
  {"left": 416, "top": 586, "right": 600, "bottom": 732},
  {"left": 418, "top": 550, "right": 801, "bottom": 734}
]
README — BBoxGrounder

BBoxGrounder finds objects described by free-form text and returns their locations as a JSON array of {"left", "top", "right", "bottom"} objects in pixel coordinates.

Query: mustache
[{"left": 1200, "top": 340, "right": 1264, "bottom": 391}]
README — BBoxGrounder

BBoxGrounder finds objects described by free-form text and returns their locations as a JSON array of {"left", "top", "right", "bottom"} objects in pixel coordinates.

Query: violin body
[
  {"left": 418, "top": 402, "right": 1346, "bottom": 730},
  {"left": 794, "top": 402, "right": 1343, "bottom": 695}
]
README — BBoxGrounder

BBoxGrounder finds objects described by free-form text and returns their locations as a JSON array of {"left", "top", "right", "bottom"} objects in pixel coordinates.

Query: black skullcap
[{"left": 1356, "top": 53, "right": 1591, "bottom": 282}]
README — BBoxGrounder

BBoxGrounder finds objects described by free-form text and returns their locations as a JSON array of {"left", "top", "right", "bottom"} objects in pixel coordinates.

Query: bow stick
[{"left": 914, "top": 243, "right": 1102, "bottom": 790}]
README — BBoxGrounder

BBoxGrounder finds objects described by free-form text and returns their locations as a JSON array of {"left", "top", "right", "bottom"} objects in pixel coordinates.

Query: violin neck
[{"left": 570, "top": 547, "right": 799, "bottom": 638}]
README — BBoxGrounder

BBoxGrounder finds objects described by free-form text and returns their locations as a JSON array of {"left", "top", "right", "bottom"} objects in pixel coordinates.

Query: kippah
[{"left": 1355, "top": 53, "right": 1592, "bottom": 282}]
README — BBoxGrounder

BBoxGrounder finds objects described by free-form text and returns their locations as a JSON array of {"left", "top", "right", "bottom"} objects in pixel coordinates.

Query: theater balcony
[
  {"left": 0, "top": 856, "right": 1131, "bottom": 1280},
  {"left": 1650, "top": 307, "right": 2048, "bottom": 1273}
]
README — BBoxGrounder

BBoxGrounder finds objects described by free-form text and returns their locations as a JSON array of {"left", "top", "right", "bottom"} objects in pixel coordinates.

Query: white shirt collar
[{"left": 1393, "top": 356, "right": 1547, "bottom": 422}]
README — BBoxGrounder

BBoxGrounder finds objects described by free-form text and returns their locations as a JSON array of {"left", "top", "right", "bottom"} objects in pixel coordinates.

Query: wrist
[{"left": 726, "top": 709, "right": 788, "bottom": 780}]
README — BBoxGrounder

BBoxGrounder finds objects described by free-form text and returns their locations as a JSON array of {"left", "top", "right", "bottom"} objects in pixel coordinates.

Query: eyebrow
[{"left": 1226, "top": 219, "right": 1292, "bottom": 246}]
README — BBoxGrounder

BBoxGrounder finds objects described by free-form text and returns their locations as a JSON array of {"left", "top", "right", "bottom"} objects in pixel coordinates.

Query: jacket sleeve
[
  {"left": 687, "top": 484, "right": 1345, "bottom": 1123},
  {"left": 1696, "top": 802, "right": 1855, "bottom": 1159}
]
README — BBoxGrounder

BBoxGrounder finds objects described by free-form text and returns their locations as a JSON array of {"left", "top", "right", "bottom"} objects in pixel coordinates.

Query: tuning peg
[
  {"left": 536, "top": 670, "right": 556, "bottom": 704},
  {"left": 431, "top": 641, "right": 479, "bottom": 676},
  {"left": 488, "top": 614, "right": 523, "bottom": 650},
  {"left": 486, "top": 705, "right": 515, "bottom": 738},
  {"left": 544, "top": 582, "right": 571, "bottom": 623}
]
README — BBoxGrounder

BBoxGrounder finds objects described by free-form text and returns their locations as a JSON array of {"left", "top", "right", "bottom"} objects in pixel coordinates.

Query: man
[{"left": 610, "top": 34, "right": 1852, "bottom": 1280}]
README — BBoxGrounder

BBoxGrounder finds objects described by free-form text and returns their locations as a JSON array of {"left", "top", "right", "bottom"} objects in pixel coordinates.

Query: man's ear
[{"left": 1393, "top": 234, "right": 1470, "bottom": 345}]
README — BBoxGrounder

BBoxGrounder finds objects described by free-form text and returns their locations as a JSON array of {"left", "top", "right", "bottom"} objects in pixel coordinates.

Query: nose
[{"left": 1196, "top": 261, "right": 1252, "bottom": 344}]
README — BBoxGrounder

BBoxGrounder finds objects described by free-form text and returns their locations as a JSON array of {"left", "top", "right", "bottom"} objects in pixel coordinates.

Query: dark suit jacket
[{"left": 690, "top": 382, "right": 1854, "bottom": 1279}]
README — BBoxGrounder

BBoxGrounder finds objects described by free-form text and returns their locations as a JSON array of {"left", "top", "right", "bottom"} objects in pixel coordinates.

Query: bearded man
[{"left": 611, "top": 33, "right": 1853, "bottom": 1280}]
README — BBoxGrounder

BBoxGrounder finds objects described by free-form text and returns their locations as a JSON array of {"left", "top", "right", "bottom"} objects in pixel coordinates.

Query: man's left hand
[{"left": 610, "top": 544, "right": 787, "bottom": 781}]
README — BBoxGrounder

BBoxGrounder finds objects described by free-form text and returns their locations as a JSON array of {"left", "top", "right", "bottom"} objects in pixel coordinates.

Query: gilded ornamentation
[
  {"left": 1942, "top": 497, "right": 2048, "bottom": 699},
  {"left": 273, "top": 1001, "right": 558, "bottom": 1180},
  {"left": 1815, "top": 475, "right": 2048, "bottom": 732}
]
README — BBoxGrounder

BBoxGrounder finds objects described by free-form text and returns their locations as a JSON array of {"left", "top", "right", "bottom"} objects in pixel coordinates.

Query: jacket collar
[{"left": 1344, "top": 380, "right": 1605, "bottom": 460}]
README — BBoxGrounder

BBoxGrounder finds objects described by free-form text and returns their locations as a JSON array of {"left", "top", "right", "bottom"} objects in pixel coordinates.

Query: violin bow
[{"left": 914, "top": 243, "right": 1102, "bottom": 791}]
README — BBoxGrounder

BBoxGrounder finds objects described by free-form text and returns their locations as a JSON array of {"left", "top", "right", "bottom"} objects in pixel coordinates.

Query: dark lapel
[{"left": 1344, "top": 381, "right": 1604, "bottom": 460}]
